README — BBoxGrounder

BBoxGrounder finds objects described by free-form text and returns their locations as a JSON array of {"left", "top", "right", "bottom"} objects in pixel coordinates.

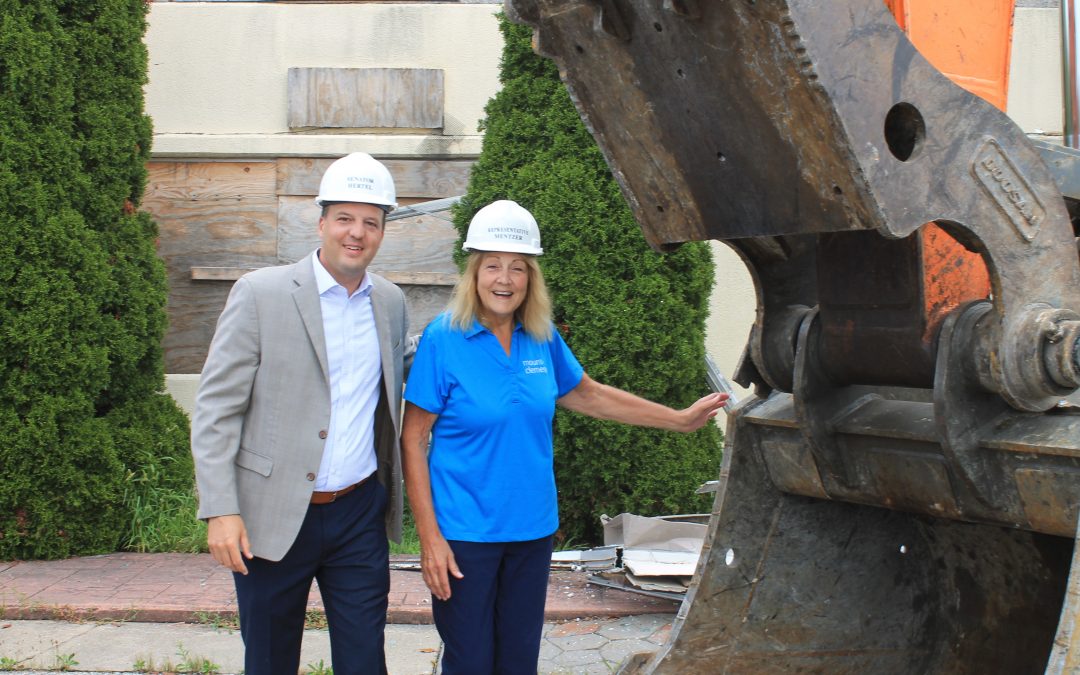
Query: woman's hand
[
  {"left": 420, "top": 533, "right": 464, "bottom": 601},
  {"left": 401, "top": 402, "right": 463, "bottom": 600},
  {"left": 559, "top": 374, "right": 729, "bottom": 432},
  {"left": 676, "top": 392, "right": 729, "bottom": 432}
]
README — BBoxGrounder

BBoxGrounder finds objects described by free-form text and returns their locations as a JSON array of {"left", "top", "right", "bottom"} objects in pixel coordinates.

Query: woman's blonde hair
[{"left": 447, "top": 251, "right": 553, "bottom": 341}]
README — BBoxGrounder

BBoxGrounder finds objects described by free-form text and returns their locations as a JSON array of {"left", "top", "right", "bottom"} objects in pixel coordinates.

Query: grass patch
[
  {"left": 119, "top": 420, "right": 207, "bottom": 554},
  {"left": 389, "top": 504, "right": 420, "bottom": 555},
  {"left": 123, "top": 476, "right": 207, "bottom": 554}
]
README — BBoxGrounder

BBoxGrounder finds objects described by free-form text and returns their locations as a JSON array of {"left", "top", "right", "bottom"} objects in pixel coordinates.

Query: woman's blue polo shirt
[{"left": 404, "top": 314, "right": 584, "bottom": 542}]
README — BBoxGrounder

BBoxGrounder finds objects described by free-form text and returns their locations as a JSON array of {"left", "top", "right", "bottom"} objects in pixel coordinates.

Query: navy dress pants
[
  {"left": 433, "top": 535, "right": 554, "bottom": 675},
  {"left": 234, "top": 478, "right": 389, "bottom": 675}
]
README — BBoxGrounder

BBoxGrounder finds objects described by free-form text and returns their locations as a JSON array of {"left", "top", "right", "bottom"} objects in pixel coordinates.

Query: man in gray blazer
[{"left": 191, "top": 152, "right": 408, "bottom": 675}]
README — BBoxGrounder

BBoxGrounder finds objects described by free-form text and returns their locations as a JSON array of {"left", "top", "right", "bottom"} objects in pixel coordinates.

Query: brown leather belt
[{"left": 310, "top": 475, "right": 370, "bottom": 504}]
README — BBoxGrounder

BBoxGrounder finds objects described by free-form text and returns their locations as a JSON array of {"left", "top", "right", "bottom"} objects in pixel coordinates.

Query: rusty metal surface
[
  {"left": 618, "top": 383, "right": 1080, "bottom": 672},
  {"left": 743, "top": 391, "right": 1080, "bottom": 538},
  {"left": 727, "top": 236, "right": 816, "bottom": 395},
  {"left": 816, "top": 231, "right": 935, "bottom": 387},
  {"left": 1049, "top": 515, "right": 1080, "bottom": 673},
  {"left": 507, "top": 0, "right": 1080, "bottom": 412},
  {"left": 622, "top": 403, "right": 1072, "bottom": 674}
]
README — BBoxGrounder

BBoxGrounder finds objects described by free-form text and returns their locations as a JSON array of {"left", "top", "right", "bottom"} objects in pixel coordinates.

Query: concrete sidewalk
[{"left": 0, "top": 553, "right": 679, "bottom": 673}]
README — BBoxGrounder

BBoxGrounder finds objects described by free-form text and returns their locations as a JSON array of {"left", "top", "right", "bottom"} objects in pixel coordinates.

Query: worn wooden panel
[
  {"left": 145, "top": 161, "right": 278, "bottom": 373},
  {"left": 191, "top": 267, "right": 457, "bottom": 287},
  {"left": 288, "top": 67, "right": 444, "bottom": 129},
  {"left": 148, "top": 157, "right": 465, "bottom": 373},
  {"left": 277, "top": 195, "right": 460, "bottom": 278},
  {"left": 146, "top": 161, "right": 277, "bottom": 261},
  {"left": 189, "top": 267, "right": 253, "bottom": 281},
  {"left": 277, "top": 158, "right": 472, "bottom": 199},
  {"left": 403, "top": 285, "right": 454, "bottom": 335},
  {"left": 277, "top": 195, "right": 322, "bottom": 262}
]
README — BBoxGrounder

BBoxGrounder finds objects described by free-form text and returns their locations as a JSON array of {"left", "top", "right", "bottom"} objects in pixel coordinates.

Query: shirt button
[
  {"left": 318, "top": 430, "right": 328, "bottom": 439},
  {"left": 306, "top": 473, "right": 316, "bottom": 481}
]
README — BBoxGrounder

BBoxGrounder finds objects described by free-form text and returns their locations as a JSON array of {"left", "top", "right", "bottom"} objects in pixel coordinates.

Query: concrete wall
[
  {"left": 144, "top": 2, "right": 502, "bottom": 158},
  {"left": 146, "top": 2, "right": 505, "bottom": 414},
  {"left": 1009, "top": 7, "right": 1064, "bottom": 135}
]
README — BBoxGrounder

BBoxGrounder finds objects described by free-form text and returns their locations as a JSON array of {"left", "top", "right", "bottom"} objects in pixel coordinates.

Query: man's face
[{"left": 317, "top": 202, "right": 386, "bottom": 292}]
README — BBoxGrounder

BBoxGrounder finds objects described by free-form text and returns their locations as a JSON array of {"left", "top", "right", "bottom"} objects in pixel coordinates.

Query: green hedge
[
  {"left": 0, "top": 1, "right": 190, "bottom": 559},
  {"left": 455, "top": 16, "right": 723, "bottom": 545}
]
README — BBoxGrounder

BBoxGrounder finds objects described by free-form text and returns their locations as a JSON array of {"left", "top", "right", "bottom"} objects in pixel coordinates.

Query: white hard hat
[
  {"left": 463, "top": 200, "right": 543, "bottom": 256},
  {"left": 315, "top": 152, "right": 397, "bottom": 212}
]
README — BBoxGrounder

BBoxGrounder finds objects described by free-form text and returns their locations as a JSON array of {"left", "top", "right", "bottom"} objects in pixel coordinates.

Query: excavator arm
[{"left": 505, "top": 1, "right": 1080, "bottom": 672}]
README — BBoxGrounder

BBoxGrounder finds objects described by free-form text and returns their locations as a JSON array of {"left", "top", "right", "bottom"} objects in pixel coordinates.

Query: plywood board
[
  {"left": 288, "top": 67, "right": 444, "bottom": 129},
  {"left": 146, "top": 157, "right": 466, "bottom": 372},
  {"left": 145, "top": 161, "right": 278, "bottom": 373},
  {"left": 403, "top": 285, "right": 453, "bottom": 335},
  {"left": 277, "top": 158, "right": 472, "bottom": 199},
  {"left": 191, "top": 267, "right": 457, "bottom": 287},
  {"left": 277, "top": 195, "right": 460, "bottom": 276}
]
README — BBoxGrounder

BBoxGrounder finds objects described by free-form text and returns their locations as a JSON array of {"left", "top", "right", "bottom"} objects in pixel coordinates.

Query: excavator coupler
[{"left": 505, "top": 0, "right": 1080, "bottom": 672}]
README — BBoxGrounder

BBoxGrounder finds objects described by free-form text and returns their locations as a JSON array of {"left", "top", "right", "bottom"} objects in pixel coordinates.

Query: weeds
[
  {"left": 133, "top": 655, "right": 179, "bottom": 672},
  {"left": 194, "top": 610, "right": 238, "bottom": 631},
  {"left": 175, "top": 643, "right": 220, "bottom": 674},
  {"left": 0, "top": 656, "right": 23, "bottom": 669},
  {"left": 303, "top": 659, "right": 333, "bottom": 675},
  {"left": 53, "top": 650, "right": 78, "bottom": 671},
  {"left": 131, "top": 643, "right": 221, "bottom": 674},
  {"left": 304, "top": 608, "right": 328, "bottom": 630}
]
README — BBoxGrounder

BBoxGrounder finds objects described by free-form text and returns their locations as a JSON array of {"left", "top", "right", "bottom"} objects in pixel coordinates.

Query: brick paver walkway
[{"left": 0, "top": 553, "right": 676, "bottom": 624}]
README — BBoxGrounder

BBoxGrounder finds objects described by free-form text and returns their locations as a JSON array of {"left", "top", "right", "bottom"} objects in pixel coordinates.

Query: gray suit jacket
[{"left": 191, "top": 252, "right": 408, "bottom": 561}]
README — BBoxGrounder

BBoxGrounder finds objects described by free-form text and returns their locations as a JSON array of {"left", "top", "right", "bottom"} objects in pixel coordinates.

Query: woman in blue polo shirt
[{"left": 401, "top": 200, "right": 727, "bottom": 675}]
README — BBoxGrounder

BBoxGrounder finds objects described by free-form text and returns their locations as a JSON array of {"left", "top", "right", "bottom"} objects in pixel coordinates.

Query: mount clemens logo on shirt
[{"left": 522, "top": 359, "right": 548, "bottom": 374}]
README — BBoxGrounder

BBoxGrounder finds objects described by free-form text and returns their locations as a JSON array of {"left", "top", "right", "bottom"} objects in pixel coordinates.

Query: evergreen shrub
[
  {"left": 0, "top": 1, "right": 190, "bottom": 559},
  {"left": 455, "top": 16, "right": 723, "bottom": 544}
]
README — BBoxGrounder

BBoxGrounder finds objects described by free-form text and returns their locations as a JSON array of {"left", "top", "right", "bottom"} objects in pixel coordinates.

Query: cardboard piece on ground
[
  {"left": 587, "top": 571, "right": 685, "bottom": 602},
  {"left": 622, "top": 548, "right": 699, "bottom": 577},
  {"left": 551, "top": 546, "right": 618, "bottom": 570},
  {"left": 625, "top": 571, "right": 691, "bottom": 593},
  {"left": 601, "top": 513, "right": 706, "bottom": 555}
]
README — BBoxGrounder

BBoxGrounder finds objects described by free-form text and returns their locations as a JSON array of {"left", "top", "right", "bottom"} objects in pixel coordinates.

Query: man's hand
[{"left": 207, "top": 514, "right": 253, "bottom": 575}]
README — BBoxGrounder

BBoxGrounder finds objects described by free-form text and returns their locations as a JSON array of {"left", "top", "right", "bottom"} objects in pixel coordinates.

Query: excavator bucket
[{"left": 504, "top": 0, "right": 1080, "bottom": 672}]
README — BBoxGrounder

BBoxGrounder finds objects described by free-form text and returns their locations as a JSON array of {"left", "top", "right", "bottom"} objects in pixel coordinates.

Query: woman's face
[{"left": 476, "top": 252, "right": 529, "bottom": 323}]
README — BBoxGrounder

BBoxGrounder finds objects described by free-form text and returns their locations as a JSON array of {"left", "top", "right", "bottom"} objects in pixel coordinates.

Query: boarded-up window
[
  {"left": 147, "top": 157, "right": 471, "bottom": 372},
  {"left": 288, "top": 67, "right": 444, "bottom": 130}
]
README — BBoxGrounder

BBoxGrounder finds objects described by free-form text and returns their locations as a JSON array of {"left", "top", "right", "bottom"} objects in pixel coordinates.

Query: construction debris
[{"left": 551, "top": 513, "right": 707, "bottom": 599}]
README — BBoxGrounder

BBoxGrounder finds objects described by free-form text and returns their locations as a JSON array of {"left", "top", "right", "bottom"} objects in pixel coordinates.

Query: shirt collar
[
  {"left": 312, "top": 249, "right": 372, "bottom": 298},
  {"left": 465, "top": 318, "right": 523, "bottom": 339}
]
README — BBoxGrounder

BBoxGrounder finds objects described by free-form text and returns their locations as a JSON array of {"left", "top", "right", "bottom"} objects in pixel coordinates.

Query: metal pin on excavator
[{"left": 506, "top": 0, "right": 1080, "bottom": 672}]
